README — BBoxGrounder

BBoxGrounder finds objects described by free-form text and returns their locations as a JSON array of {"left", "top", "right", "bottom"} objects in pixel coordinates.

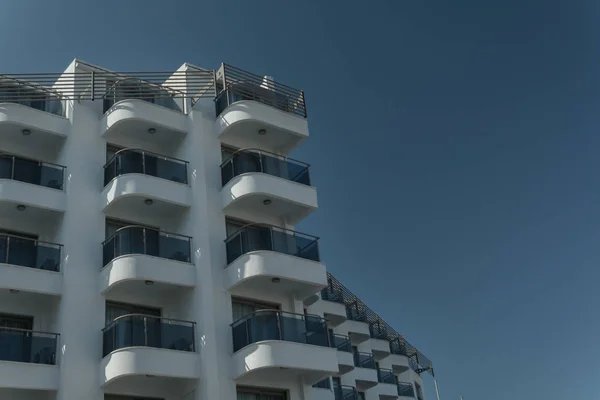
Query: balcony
[
  {"left": 215, "top": 64, "right": 309, "bottom": 154},
  {"left": 224, "top": 224, "right": 326, "bottom": 301},
  {"left": 339, "top": 306, "right": 370, "bottom": 344},
  {"left": 230, "top": 310, "right": 338, "bottom": 384},
  {"left": 221, "top": 149, "right": 317, "bottom": 224},
  {"left": 368, "top": 368, "right": 399, "bottom": 400},
  {"left": 101, "top": 314, "right": 198, "bottom": 387},
  {"left": 102, "top": 149, "right": 191, "bottom": 217},
  {"left": 100, "top": 78, "right": 188, "bottom": 144},
  {"left": 0, "top": 232, "right": 62, "bottom": 296},
  {"left": 311, "top": 289, "right": 347, "bottom": 326},
  {"left": 388, "top": 339, "right": 410, "bottom": 374},
  {"left": 0, "top": 327, "right": 59, "bottom": 390},
  {"left": 335, "top": 386, "right": 358, "bottom": 400},
  {"left": 369, "top": 323, "right": 391, "bottom": 360},
  {"left": 331, "top": 333, "right": 354, "bottom": 374},
  {"left": 0, "top": 154, "right": 66, "bottom": 214},
  {"left": 101, "top": 226, "right": 195, "bottom": 297},
  {"left": 397, "top": 382, "right": 415, "bottom": 398},
  {"left": 353, "top": 352, "right": 378, "bottom": 390},
  {"left": 0, "top": 82, "right": 69, "bottom": 147}
]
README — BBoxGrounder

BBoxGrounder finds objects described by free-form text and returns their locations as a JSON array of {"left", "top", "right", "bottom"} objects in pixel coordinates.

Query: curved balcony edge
[{"left": 101, "top": 99, "right": 188, "bottom": 137}]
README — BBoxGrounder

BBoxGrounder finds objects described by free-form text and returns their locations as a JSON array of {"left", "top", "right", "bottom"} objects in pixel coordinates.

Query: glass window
[{"left": 105, "top": 301, "right": 160, "bottom": 325}]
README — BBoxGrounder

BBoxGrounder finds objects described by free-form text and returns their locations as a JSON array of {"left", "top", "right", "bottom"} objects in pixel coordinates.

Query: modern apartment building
[{"left": 0, "top": 59, "right": 433, "bottom": 400}]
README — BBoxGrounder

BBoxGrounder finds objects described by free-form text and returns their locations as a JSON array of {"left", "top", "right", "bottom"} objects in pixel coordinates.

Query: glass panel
[
  {"left": 39, "top": 163, "right": 64, "bottom": 189},
  {"left": 12, "top": 157, "right": 41, "bottom": 186},
  {"left": 313, "top": 378, "right": 331, "bottom": 389},
  {"left": 0, "top": 156, "right": 12, "bottom": 179},
  {"left": 159, "top": 232, "right": 190, "bottom": 262},
  {"left": 0, "top": 329, "right": 57, "bottom": 364}
]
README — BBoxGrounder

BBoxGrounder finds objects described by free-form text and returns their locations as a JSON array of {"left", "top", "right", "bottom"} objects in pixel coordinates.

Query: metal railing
[
  {"left": 0, "top": 153, "right": 65, "bottom": 190},
  {"left": 0, "top": 232, "right": 62, "bottom": 272},
  {"left": 102, "top": 225, "right": 192, "bottom": 266},
  {"left": 0, "top": 78, "right": 65, "bottom": 116},
  {"left": 377, "top": 368, "right": 397, "bottom": 385},
  {"left": 334, "top": 385, "right": 358, "bottom": 400},
  {"left": 353, "top": 351, "right": 376, "bottom": 369},
  {"left": 408, "top": 357, "right": 419, "bottom": 372},
  {"left": 104, "top": 148, "right": 188, "bottom": 186},
  {"left": 102, "top": 314, "right": 196, "bottom": 357},
  {"left": 321, "top": 287, "right": 344, "bottom": 303},
  {"left": 231, "top": 310, "right": 329, "bottom": 352},
  {"left": 0, "top": 326, "right": 59, "bottom": 365},
  {"left": 324, "top": 272, "right": 434, "bottom": 375},
  {"left": 102, "top": 77, "right": 184, "bottom": 113},
  {"left": 221, "top": 148, "right": 310, "bottom": 187},
  {"left": 330, "top": 333, "right": 352, "bottom": 352},
  {"left": 397, "top": 382, "right": 415, "bottom": 398},
  {"left": 370, "top": 321, "right": 389, "bottom": 340},
  {"left": 225, "top": 223, "right": 320, "bottom": 265},
  {"left": 215, "top": 63, "right": 306, "bottom": 118}
]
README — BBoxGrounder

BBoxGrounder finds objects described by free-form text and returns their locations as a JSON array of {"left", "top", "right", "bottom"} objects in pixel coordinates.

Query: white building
[{"left": 0, "top": 59, "right": 433, "bottom": 400}]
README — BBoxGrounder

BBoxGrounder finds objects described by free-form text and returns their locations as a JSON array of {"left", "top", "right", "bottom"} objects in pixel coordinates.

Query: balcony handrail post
[
  {"left": 5, "top": 236, "right": 10, "bottom": 264},
  {"left": 258, "top": 150, "right": 264, "bottom": 174},
  {"left": 143, "top": 227, "right": 147, "bottom": 256},
  {"left": 143, "top": 316, "right": 148, "bottom": 347},
  {"left": 276, "top": 311, "right": 282, "bottom": 341},
  {"left": 269, "top": 225, "right": 275, "bottom": 252},
  {"left": 142, "top": 151, "right": 146, "bottom": 175},
  {"left": 10, "top": 155, "right": 15, "bottom": 179}
]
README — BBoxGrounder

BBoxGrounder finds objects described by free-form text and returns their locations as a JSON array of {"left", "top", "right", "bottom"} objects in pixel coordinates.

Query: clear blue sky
[{"left": 2, "top": 0, "right": 600, "bottom": 398}]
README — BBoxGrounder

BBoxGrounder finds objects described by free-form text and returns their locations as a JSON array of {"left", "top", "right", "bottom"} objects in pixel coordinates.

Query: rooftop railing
[
  {"left": 0, "top": 232, "right": 62, "bottom": 272},
  {"left": 103, "top": 148, "right": 188, "bottom": 186},
  {"left": 397, "top": 382, "right": 415, "bottom": 398},
  {"left": 0, "top": 153, "right": 65, "bottom": 190},
  {"left": 378, "top": 368, "right": 397, "bottom": 385},
  {"left": 215, "top": 63, "right": 306, "bottom": 118},
  {"left": 0, "top": 79, "right": 65, "bottom": 116},
  {"left": 231, "top": 310, "right": 329, "bottom": 352},
  {"left": 324, "top": 272, "right": 434, "bottom": 375},
  {"left": 353, "top": 351, "right": 376, "bottom": 369},
  {"left": 102, "top": 225, "right": 192, "bottom": 266},
  {"left": 330, "top": 333, "right": 352, "bottom": 352},
  {"left": 221, "top": 148, "right": 310, "bottom": 187},
  {"left": 102, "top": 314, "right": 196, "bottom": 357},
  {"left": 225, "top": 223, "right": 319, "bottom": 265},
  {"left": 0, "top": 326, "right": 59, "bottom": 365}
]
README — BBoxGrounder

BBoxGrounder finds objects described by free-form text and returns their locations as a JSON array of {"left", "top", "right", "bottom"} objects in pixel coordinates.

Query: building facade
[{"left": 0, "top": 59, "right": 432, "bottom": 400}]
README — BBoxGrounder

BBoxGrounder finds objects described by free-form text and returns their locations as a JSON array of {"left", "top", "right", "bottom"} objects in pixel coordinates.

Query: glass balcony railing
[
  {"left": 369, "top": 323, "right": 389, "bottom": 340},
  {"left": 334, "top": 385, "right": 358, "bottom": 400},
  {"left": 221, "top": 149, "right": 310, "bottom": 187},
  {"left": 0, "top": 327, "right": 58, "bottom": 365},
  {"left": 346, "top": 306, "right": 367, "bottom": 323},
  {"left": 330, "top": 333, "right": 352, "bottom": 352},
  {"left": 378, "top": 368, "right": 397, "bottom": 385},
  {"left": 102, "top": 314, "right": 196, "bottom": 357},
  {"left": 103, "top": 78, "right": 182, "bottom": 113},
  {"left": 397, "top": 382, "right": 415, "bottom": 398},
  {"left": 353, "top": 352, "right": 376, "bottom": 369},
  {"left": 0, "top": 154, "right": 65, "bottom": 190},
  {"left": 104, "top": 148, "right": 188, "bottom": 186},
  {"left": 231, "top": 310, "right": 329, "bottom": 352},
  {"left": 390, "top": 338, "right": 409, "bottom": 357},
  {"left": 408, "top": 357, "right": 419, "bottom": 372},
  {"left": 0, "top": 83, "right": 65, "bottom": 116},
  {"left": 313, "top": 378, "right": 331, "bottom": 389},
  {"left": 102, "top": 225, "right": 192, "bottom": 266},
  {"left": 0, "top": 232, "right": 62, "bottom": 272},
  {"left": 321, "top": 288, "right": 344, "bottom": 303},
  {"left": 225, "top": 224, "right": 319, "bottom": 265}
]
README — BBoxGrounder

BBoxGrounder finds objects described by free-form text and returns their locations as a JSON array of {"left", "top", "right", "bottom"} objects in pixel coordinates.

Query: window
[
  {"left": 358, "top": 393, "right": 366, "bottom": 400},
  {"left": 232, "top": 297, "right": 279, "bottom": 321},
  {"left": 313, "top": 378, "right": 331, "bottom": 389},
  {"left": 105, "top": 301, "right": 160, "bottom": 325},
  {"left": 0, "top": 314, "right": 33, "bottom": 330}
]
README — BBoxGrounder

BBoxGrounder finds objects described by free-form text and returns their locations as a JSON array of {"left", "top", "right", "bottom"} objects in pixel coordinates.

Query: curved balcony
[
  {"left": 331, "top": 333, "right": 354, "bottom": 374},
  {"left": 0, "top": 232, "right": 62, "bottom": 296},
  {"left": 397, "top": 382, "right": 415, "bottom": 399},
  {"left": 369, "top": 323, "right": 391, "bottom": 360},
  {"left": 102, "top": 225, "right": 193, "bottom": 295},
  {"left": 0, "top": 86, "right": 69, "bottom": 147},
  {"left": 215, "top": 64, "right": 308, "bottom": 154},
  {"left": 313, "top": 288, "right": 347, "bottom": 326},
  {"left": 388, "top": 339, "right": 410, "bottom": 374},
  {"left": 221, "top": 149, "right": 317, "bottom": 224},
  {"left": 101, "top": 79, "right": 188, "bottom": 143},
  {"left": 354, "top": 352, "right": 378, "bottom": 390},
  {"left": 0, "top": 327, "right": 59, "bottom": 390},
  {"left": 101, "top": 314, "right": 198, "bottom": 386},
  {"left": 230, "top": 310, "right": 338, "bottom": 384},
  {"left": 102, "top": 149, "right": 191, "bottom": 215},
  {"left": 224, "top": 224, "right": 326, "bottom": 300},
  {"left": 0, "top": 153, "right": 66, "bottom": 214}
]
